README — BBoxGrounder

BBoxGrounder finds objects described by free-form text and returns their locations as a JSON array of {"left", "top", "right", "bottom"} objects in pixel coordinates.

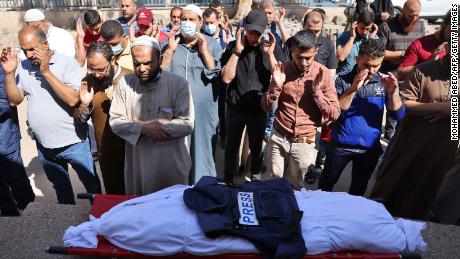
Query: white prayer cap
[
  {"left": 131, "top": 35, "right": 160, "bottom": 51},
  {"left": 24, "top": 9, "right": 45, "bottom": 22},
  {"left": 182, "top": 4, "right": 203, "bottom": 19}
]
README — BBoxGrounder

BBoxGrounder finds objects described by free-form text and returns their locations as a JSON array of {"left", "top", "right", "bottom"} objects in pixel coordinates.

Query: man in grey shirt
[{"left": 0, "top": 26, "right": 101, "bottom": 204}]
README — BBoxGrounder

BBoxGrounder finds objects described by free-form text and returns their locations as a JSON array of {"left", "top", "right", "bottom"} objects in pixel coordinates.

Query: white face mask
[
  {"left": 204, "top": 24, "right": 217, "bottom": 35},
  {"left": 111, "top": 42, "right": 124, "bottom": 56},
  {"left": 180, "top": 21, "right": 197, "bottom": 38}
]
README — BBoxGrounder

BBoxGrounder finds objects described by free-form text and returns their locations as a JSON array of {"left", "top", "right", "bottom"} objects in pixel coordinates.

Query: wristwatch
[
  {"left": 400, "top": 51, "right": 405, "bottom": 59},
  {"left": 232, "top": 49, "right": 242, "bottom": 57}
]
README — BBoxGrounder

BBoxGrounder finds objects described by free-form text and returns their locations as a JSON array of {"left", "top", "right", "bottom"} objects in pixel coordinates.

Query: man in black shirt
[{"left": 221, "top": 9, "right": 285, "bottom": 183}]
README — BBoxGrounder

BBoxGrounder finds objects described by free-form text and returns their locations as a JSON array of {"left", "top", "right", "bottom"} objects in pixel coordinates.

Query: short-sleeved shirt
[
  {"left": 336, "top": 32, "right": 373, "bottom": 73},
  {"left": 378, "top": 15, "right": 426, "bottom": 73},
  {"left": 16, "top": 53, "right": 86, "bottom": 149},
  {"left": 0, "top": 69, "right": 21, "bottom": 156},
  {"left": 116, "top": 17, "right": 138, "bottom": 36},
  {"left": 399, "top": 34, "right": 446, "bottom": 68},
  {"left": 286, "top": 35, "right": 337, "bottom": 69}
]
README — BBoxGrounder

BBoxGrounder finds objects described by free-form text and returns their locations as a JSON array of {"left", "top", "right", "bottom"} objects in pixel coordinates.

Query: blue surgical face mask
[
  {"left": 180, "top": 21, "right": 197, "bottom": 38},
  {"left": 111, "top": 42, "right": 124, "bottom": 56},
  {"left": 204, "top": 24, "right": 217, "bottom": 35}
]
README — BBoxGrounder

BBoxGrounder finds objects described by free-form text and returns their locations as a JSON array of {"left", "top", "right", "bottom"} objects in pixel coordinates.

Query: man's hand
[
  {"left": 350, "top": 21, "right": 358, "bottom": 39},
  {"left": 33, "top": 48, "right": 52, "bottom": 74},
  {"left": 370, "top": 23, "right": 379, "bottom": 39},
  {"left": 79, "top": 81, "right": 94, "bottom": 106},
  {"left": 222, "top": 15, "right": 230, "bottom": 30},
  {"left": 167, "top": 27, "right": 180, "bottom": 51},
  {"left": 272, "top": 62, "right": 286, "bottom": 87},
  {"left": 196, "top": 33, "right": 209, "bottom": 55},
  {"left": 105, "top": 85, "right": 114, "bottom": 100},
  {"left": 0, "top": 47, "right": 18, "bottom": 75},
  {"left": 430, "top": 42, "right": 448, "bottom": 61},
  {"left": 312, "top": 68, "right": 324, "bottom": 93},
  {"left": 381, "top": 12, "right": 390, "bottom": 21},
  {"left": 142, "top": 121, "right": 171, "bottom": 140},
  {"left": 380, "top": 72, "right": 398, "bottom": 95},
  {"left": 351, "top": 68, "right": 369, "bottom": 92},
  {"left": 76, "top": 18, "right": 86, "bottom": 39},
  {"left": 129, "top": 24, "right": 136, "bottom": 41},
  {"left": 275, "top": 7, "right": 286, "bottom": 26},
  {"left": 235, "top": 27, "right": 246, "bottom": 53},
  {"left": 151, "top": 24, "right": 160, "bottom": 38},
  {"left": 263, "top": 32, "right": 276, "bottom": 56}
]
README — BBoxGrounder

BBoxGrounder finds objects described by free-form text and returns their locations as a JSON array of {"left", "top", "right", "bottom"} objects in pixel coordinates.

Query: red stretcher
[{"left": 46, "top": 193, "right": 407, "bottom": 259}]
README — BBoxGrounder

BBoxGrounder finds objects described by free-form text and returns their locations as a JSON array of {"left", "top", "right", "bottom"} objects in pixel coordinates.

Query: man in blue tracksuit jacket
[{"left": 318, "top": 38, "right": 405, "bottom": 196}]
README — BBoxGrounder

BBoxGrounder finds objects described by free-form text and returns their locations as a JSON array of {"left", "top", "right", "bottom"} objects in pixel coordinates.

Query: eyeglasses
[{"left": 87, "top": 64, "right": 110, "bottom": 75}]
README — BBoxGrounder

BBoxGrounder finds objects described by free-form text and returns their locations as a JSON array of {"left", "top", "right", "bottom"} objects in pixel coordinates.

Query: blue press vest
[{"left": 183, "top": 176, "right": 306, "bottom": 259}]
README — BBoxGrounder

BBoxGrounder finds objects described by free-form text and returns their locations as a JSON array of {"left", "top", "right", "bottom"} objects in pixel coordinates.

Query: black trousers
[
  {"left": 318, "top": 145, "right": 383, "bottom": 196},
  {"left": 224, "top": 107, "right": 267, "bottom": 182},
  {"left": 0, "top": 149, "right": 35, "bottom": 213}
]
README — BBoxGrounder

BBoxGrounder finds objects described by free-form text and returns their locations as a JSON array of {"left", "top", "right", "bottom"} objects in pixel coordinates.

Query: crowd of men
[{"left": 0, "top": 0, "right": 457, "bottom": 224}]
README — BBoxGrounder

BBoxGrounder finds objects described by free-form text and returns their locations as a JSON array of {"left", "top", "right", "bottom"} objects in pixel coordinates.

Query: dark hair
[
  {"left": 170, "top": 6, "right": 182, "bottom": 15},
  {"left": 443, "top": 9, "right": 451, "bottom": 25},
  {"left": 291, "top": 29, "right": 318, "bottom": 50},
  {"left": 358, "top": 38, "right": 385, "bottom": 58},
  {"left": 209, "top": 0, "right": 222, "bottom": 8},
  {"left": 357, "top": 11, "right": 374, "bottom": 26},
  {"left": 303, "top": 9, "right": 325, "bottom": 25},
  {"left": 86, "top": 41, "right": 113, "bottom": 61},
  {"left": 100, "top": 20, "right": 124, "bottom": 39},
  {"left": 83, "top": 10, "right": 101, "bottom": 27},
  {"left": 203, "top": 8, "right": 218, "bottom": 19}
]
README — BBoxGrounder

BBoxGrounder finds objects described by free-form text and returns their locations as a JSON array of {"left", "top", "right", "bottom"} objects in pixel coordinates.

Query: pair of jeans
[
  {"left": 37, "top": 138, "right": 101, "bottom": 204},
  {"left": 318, "top": 145, "right": 383, "bottom": 196},
  {"left": 0, "top": 148, "right": 35, "bottom": 213},
  {"left": 224, "top": 107, "right": 267, "bottom": 182}
]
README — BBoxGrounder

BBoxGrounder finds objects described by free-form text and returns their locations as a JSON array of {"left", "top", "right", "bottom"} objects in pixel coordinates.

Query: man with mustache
[
  {"left": 262, "top": 30, "right": 340, "bottom": 189},
  {"left": 74, "top": 41, "right": 132, "bottom": 194},
  {"left": 0, "top": 26, "right": 102, "bottom": 204},
  {"left": 378, "top": 0, "right": 425, "bottom": 141},
  {"left": 109, "top": 36, "right": 194, "bottom": 195}
]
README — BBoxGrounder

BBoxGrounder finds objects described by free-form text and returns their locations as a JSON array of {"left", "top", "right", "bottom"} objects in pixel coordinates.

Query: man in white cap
[
  {"left": 110, "top": 35, "right": 194, "bottom": 195},
  {"left": 23, "top": 9, "right": 75, "bottom": 58},
  {"left": 161, "top": 4, "right": 223, "bottom": 184}
]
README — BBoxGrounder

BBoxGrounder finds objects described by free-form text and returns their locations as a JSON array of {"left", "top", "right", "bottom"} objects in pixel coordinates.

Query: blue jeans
[{"left": 37, "top": 138, "right": 101, "bottom": 204}]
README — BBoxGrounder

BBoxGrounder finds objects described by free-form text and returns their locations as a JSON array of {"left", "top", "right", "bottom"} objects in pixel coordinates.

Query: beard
[
  {"left": 137, "top": 67, "right": 162, "bottom": 85},
  {"left": 96, "top": 65, "right": 115, "bottom": 87},
  {"left": 400, "top": 14, "right": 418, "bottom": 33}
]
